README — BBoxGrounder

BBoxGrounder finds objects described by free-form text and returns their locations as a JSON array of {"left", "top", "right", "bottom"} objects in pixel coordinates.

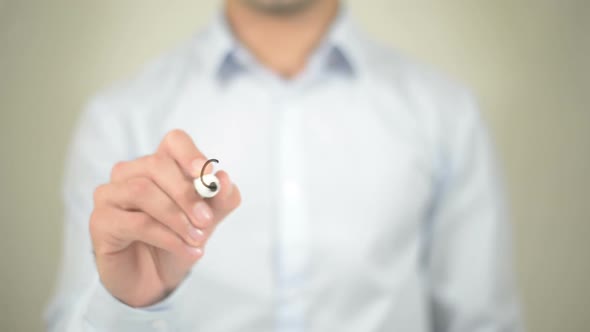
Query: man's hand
[{"left": 89, "top": 129, "right": 241, "bottom": 307}]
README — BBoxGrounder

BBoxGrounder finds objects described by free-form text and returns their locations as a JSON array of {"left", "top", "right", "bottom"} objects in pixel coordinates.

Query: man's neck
[{"left": 225, "top": 0, "right": 340, "bottom": 78}]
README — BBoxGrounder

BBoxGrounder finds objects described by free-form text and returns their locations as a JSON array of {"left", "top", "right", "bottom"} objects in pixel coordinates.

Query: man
[{"left": 45, "top": 0, "right": 523, "bottom": 331}]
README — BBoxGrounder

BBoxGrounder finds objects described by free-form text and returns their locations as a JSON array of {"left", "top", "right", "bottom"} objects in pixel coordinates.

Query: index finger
[{"left": 156, "top": 129, "right": 213, "bottom": 177}]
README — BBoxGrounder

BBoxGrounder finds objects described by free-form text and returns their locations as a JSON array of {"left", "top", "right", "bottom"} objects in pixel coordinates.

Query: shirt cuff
[{"left": 83, "top": 273, "right": 194, "bottom": 331}]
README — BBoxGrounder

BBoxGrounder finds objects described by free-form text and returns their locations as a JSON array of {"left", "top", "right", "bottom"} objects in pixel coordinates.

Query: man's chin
[{"left": 241, "top": 0, "right": 319, "bottom": 16}]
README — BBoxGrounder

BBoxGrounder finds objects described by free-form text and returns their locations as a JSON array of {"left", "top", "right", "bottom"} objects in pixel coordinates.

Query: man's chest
[{"left": 135, "top": 82, "right": 435, "bottom": 307}]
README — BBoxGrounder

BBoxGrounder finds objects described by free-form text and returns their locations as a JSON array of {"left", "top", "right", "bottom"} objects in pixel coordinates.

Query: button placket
[{"left": 272, "top": 86, "right": 311, "bottom": 331}]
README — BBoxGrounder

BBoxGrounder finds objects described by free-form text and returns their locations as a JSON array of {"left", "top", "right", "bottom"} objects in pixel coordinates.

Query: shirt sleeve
[
  {"left": 425, "top": 91, "right": 524, "bottom": 332},
  {"left": 43, "top": 97, "right": 194, "bottom": 332}
]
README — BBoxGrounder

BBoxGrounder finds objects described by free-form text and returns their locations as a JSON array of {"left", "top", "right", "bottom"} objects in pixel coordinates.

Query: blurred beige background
[{"left": 1, "top": 1, "right": 589, "bottom": 331}]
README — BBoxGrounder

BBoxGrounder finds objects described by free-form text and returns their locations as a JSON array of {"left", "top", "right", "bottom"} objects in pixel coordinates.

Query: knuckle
[
  {"left": 89, "top": 209, "right": 112, "bottom": 241},
  {"left": 127, "top": 177, "right": 153, "bottom": 196},
  {"left": 89, "top": 210, "right": 102, "bottom": 235},
  {"left": 164, "top": 129, "right": 188, "bottom": 147},
  {"left": 110, "top": 161, "right": 127, "bottom": 180},
  {"left": 145, "top": 154, "right": 163, "bottom": 169},
  {"left": 93, "top": 184, "right": 109, "bottom": 204},
  {"left": 145, "top": 154, "right": 173, "bottom": 178}
]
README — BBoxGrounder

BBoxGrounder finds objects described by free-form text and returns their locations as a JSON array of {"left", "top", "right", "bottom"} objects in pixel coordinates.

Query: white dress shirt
[{"left": 44, "top": 8, "right": 523, "bottom": 332}]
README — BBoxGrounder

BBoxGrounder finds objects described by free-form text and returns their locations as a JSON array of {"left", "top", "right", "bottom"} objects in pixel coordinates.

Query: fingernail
[
  {"left": 193, "top": 201, "right": 213, "bottom": 223},
  {"left": 186, "top": 246, "right": 203, "bottom": 257},
  {"left": 188, "top": 226, "right": 205, "bottom": 242}
]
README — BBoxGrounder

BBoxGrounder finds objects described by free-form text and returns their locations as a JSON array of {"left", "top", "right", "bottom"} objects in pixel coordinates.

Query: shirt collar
[
  {"left": 198, "top": 5, "right": 363, "bottom": 82},
  {"left": 321, "top": 6, "right": 363, "bottom": 76}
]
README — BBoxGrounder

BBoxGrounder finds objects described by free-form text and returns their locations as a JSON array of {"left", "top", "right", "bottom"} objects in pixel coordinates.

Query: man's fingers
[
  {"left": 95, "top": 178, "right": 207, "bottom": 248},
  {"left": 110, "top": 154, "right": 211, "bottom": 228},
  {"left": 156, "top": 129, "right": 213, "bottom": 177},
  {"left": 106, "top": 129, "right": 238, "bottom": 235},
  {"left": 91, "top": 208, "right": 203, "bottom": 261},
  {"left": 110, "top": 154, "right": 188, "bottom": 183},
  {"left": 124, "top": 212, "right": 203, "bottom": 261}
]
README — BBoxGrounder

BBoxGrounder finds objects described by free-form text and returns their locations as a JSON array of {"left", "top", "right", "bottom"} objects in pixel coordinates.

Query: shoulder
[
  {"left": 74, "top": 27, "right": 218, "bottom": 152},
  {"left": 355, "top": 33, "right": 482, "bottom": 136},
  {"left": 362, "top": 37, "right": 475, "bottom": 112},
  {"left": 86, "top": 31, "right": 211, "bottom": 121},
  {"left": 69, "top": 28, "right": 217, "bottom": 163},
  {"left": 353, "top": 32, "right": 488, "bottom": 163}
]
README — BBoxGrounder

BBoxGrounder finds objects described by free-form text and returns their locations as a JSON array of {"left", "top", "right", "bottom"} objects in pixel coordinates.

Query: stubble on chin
[{"left": 240, "top": 0, "right": 319, "bottom": 16}]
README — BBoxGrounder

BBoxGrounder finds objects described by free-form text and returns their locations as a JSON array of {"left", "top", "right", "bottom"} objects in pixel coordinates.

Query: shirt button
[{"left": 151, "top": 319, "right": 168, "bottom": 331}]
